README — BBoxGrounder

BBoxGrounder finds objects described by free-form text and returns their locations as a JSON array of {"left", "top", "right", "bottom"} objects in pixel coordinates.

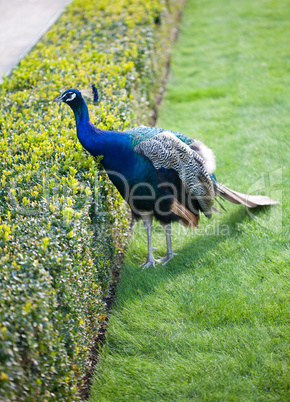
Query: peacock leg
[
  {"left": 140, "top": 213, "right": 160, "bottom": 268},
  {"left": 159, "top": 223, "right": 177, "bottom": 265}
]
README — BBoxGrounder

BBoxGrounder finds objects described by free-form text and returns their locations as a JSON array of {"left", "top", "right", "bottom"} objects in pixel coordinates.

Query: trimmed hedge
[{"left": 0, "top": 0, "right": 183, "bottom": 400}]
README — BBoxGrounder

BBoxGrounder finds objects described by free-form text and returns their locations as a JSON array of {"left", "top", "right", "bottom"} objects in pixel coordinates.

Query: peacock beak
[{"left": 53, "top": 95, "right": 64, "bottom": 102}]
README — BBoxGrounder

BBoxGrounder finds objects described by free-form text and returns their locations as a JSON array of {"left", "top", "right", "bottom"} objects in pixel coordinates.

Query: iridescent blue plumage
[
  {"left": 54, "top": 87, "right": 279, "bottom": 268},
  {"left": 126, "top": 126, "right": 194, "bottom": 147}
]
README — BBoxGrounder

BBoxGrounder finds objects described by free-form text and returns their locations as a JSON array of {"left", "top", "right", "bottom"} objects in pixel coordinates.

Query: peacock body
[{"left": 54, "top": 87, "right": 278, "bottom": 267}]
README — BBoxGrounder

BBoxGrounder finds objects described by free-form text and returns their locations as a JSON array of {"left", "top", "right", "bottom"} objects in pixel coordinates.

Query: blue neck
[
  {"left": 70, "top": 97, "right": 90, "bottom": 126},
  {"left": 67, "top": 97, "right": 97, "bottom": 154},
  {"left": 67, "top": 97, "right": 138, "bottom": 187}
]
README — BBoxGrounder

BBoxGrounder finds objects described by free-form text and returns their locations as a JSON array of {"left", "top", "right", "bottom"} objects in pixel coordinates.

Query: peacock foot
[
  {"left": 140, "top": 256, "right": 161, "bottom": 269},
  {"left": 158, "top": 252, "right": 177, "bottom": 266}
]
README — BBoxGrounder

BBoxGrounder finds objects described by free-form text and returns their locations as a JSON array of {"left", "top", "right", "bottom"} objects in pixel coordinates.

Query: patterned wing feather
[{"left": 134, "top": 131, "right": 215, "bottom": 216}]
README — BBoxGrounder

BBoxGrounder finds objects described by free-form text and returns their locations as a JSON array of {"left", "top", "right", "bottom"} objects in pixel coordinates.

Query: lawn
[{"left": 89, "top": 0, "right": 290, "bottom": 400}]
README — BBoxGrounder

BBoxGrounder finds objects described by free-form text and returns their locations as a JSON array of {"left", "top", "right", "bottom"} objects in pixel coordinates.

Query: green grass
[{"left": 90, "top": 0, "right": 290, "bottom": 400}]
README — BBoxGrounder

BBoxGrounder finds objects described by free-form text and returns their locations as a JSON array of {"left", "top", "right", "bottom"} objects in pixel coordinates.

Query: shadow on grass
[{"left": 115, "top": 206, "right": 261, "bottom": 307}]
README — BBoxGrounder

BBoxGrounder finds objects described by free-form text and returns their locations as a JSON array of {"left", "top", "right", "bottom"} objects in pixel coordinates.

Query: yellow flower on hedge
[{"left": 0, "top": 372, "right": 8, "bottom": 381}]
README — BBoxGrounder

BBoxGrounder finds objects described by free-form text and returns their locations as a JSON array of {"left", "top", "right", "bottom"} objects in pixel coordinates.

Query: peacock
[{"left": 54, "top": 86, "right": 278, "bottom": 268}]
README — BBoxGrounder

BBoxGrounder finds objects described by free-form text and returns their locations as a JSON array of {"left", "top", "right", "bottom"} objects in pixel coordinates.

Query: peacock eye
[{"left": 66, "top": 93, "right": 76, "bottom": 102}]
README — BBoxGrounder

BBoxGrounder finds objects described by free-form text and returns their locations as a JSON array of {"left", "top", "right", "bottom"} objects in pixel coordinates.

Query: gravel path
[{"left": 0, "top": 0, "right": 71, "bottom": 81}]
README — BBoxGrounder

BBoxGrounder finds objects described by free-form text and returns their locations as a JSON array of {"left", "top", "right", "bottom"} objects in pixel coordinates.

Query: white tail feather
[
  {"left": 192, "top": 141, "right": 216, "bottom": 174},
  {"left": 80, "top": 88, "right": 94, "bottom": 100},
  {"left": 216, "top": 182, "right": 279, "bottom": 207}
]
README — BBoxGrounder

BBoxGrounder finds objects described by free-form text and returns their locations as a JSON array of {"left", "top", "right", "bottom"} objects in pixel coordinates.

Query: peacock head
[
  {"left": 53, "top": 85, "right": 99, "bottom": 106},
  {"left": 53, "top": 88, "right": 82, "bottom": 105}
]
